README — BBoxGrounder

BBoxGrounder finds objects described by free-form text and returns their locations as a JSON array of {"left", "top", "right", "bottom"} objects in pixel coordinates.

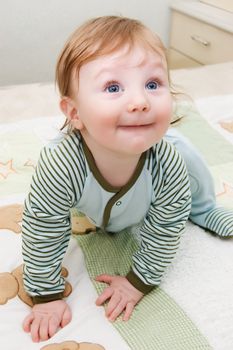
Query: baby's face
[{"left": 71, "top": 45, "right": 172, "bottom": 156}]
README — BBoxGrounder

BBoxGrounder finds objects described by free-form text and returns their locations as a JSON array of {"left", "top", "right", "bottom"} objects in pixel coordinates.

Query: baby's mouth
[{"left": 118, "top": 123, "right": 154, "bottom": 129}]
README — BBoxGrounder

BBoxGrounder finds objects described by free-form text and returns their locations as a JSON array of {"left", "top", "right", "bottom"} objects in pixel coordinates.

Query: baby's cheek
[
  {"left": 166, "top": 95, "right": 173, "bottom": 115},
  {"left": 162, "top": 102, "right": 173, "bottom": 123}
]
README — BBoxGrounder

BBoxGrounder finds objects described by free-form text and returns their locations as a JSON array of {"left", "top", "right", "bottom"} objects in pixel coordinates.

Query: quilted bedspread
[{"left": 0, "top": 69, "right": 233, "bottom": 349}]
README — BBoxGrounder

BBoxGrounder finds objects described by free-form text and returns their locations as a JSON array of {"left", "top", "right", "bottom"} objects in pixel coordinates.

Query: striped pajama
[{"left": 22, "top": 131, "right": 191, "bottom": 300}]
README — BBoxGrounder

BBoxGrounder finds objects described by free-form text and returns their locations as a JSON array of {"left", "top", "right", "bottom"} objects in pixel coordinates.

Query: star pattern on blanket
[
  {"left": 0, "top": 159, "right": 17, "bottom": 179},
  {"left": 217, "top": 181, "right": 233, "bottom": 198},
  {"left": 24, "top": 158, "right": 37, "bottom": 170}
]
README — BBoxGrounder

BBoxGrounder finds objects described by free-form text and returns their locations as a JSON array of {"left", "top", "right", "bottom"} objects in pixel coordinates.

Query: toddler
[{"left": 22, "top": 16, "right": 233, "bottom": 342}]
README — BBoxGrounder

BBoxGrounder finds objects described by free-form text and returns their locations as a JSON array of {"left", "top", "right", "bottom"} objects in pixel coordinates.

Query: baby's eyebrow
[
  {"left": 147, "top": 60, "right": 167, "bottom": 71},
  {"left": 94, "top": 67, "right": 113, "bottom": 79},
  {"left": 95, "top": 63, "right": 165, "bottom": 79}
]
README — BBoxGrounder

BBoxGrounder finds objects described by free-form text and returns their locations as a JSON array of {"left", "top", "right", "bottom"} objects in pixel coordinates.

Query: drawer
[
  {"left": 167, "top": 48, "right": 202, "bottom": 69},
  {"left": 170, "top": 11, "right": 233, "bottom": 64},
  {"left": 200, "top": 0, "right": 233, "bottom": 13}
]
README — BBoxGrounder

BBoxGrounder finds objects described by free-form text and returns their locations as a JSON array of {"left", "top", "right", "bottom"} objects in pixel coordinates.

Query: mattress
[{"left": 0, "top": 61, "right": 233, "bottom": 350}]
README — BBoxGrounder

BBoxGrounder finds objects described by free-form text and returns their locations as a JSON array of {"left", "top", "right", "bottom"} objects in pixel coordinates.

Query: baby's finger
[
  {"left": 96, "top": 287, "right": 113, "bottom": 306},
  {"left": 95, "top": 274, "right": 113, "bottom": 284},
  {"left": 108, "top": 300, "right": 126, "bottom": 322},
  {"left": 30, "top": 316, "right": 42, "bottom": 343},
  {"left": 105, "top": 293, "right": 121, "bottom": 317},
  {"left": 39, "top": 316, "right": 49, "bottom": 341},
  {"left": 48, "top": 315, "right": 60, "bottom": 338},
  {"left": 22, "top": 313, "right": 34, "bottom": 332},
  {"left": 122, "top": 302, "right": 135, "bottom": 321},
  {"left": 61, "top": 306, "right": 72, "bottom": 328}
]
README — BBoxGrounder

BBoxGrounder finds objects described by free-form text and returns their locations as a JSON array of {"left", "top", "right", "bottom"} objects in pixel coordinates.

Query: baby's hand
[
  {"left": 22, "top": 300, "right": 72, "bottom": 342},
  {"left": 95, "top": 274, "right": 143, "bottom": 322}
]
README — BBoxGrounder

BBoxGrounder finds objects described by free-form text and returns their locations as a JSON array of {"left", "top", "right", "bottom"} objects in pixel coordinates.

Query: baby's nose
[{"left": 127, "top": 95, "right": 150, "bottom": 113}]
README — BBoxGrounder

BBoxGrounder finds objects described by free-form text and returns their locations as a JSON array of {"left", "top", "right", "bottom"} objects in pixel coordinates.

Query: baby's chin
[
  {"left": 117, "top": 125, "right": 165, "bottom": 151},
  {"left": 120, "top": 140, "right": 159, "bottom": 156},
  {"left": 128, "top": 135, "right": 163, "bottom": 152}
]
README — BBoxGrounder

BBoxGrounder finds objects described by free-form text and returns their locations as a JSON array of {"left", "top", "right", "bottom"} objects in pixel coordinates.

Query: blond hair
[{"left": 56, "top": 15, "right": 167, "bottom": 98}]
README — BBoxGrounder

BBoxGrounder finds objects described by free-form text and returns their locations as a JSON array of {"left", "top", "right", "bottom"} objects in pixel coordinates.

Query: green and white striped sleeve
[
  {"left": 22, "top": 135, "right": 85, "bottom": 303},
  {"left": 126, "top": 140, "right": 191, "bottom": 293}
]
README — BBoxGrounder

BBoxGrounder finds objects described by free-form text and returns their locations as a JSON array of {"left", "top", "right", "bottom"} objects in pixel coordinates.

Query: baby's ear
[{"left": 60, "top": 97, "right": 84, "bottom": 130}]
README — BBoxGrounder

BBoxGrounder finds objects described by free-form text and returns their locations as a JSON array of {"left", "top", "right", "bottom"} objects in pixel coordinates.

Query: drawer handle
[{"left": 191, "top": 35, "right": 210, "bottom": 47}]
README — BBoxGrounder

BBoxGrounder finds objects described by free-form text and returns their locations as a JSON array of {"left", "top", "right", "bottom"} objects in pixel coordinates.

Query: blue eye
[
  {"left": 146, "top": 81, "right": 159, "bottom": 90},
  {"left": 106, "top": 84, "right": 120, "bottom": 93}
]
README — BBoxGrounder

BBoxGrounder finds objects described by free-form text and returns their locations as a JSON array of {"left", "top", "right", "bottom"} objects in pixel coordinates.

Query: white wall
[{"left": 0, "top": 0, "right": 173, "bottom": 86}]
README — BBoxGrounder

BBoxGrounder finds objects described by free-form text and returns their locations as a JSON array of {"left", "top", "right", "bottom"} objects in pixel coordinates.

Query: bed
[{"left": 0, "top": 61, "right": 233, "bottom": 350}]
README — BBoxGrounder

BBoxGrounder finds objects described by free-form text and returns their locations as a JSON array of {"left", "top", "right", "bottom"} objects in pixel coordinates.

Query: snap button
[{"left": 116, "top": 201, "right": 122, "bottom": 206}]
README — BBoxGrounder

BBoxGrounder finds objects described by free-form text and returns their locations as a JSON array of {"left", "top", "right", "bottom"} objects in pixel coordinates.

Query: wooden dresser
[{"left": 168, "top": 0, "right": 233, "bottom": 69}]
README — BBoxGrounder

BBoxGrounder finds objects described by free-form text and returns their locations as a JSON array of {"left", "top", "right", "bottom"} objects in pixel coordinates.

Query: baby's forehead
[{"left": 82, "top": 45, "right": 166, "bottom": 75}]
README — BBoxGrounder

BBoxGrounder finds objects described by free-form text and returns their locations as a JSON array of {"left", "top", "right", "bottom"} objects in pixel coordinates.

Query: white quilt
[{"left": 1, "top": 62, "right": 233, "bottom": 350}]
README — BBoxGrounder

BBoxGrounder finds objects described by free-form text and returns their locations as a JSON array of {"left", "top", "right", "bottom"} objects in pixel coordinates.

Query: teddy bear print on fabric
[
  {"left": 0, "top": 265, "right": 72, "bottom": 306},
  {"left": 40, "top": 341, "right": 106, "bottom": 350},
  {"left": 12, "top": 265, "right": 72, "bottom": 307},
  {"left": 0, "top": 204, "right": 96, "bottom": 235},
  {"left": 0, "top": 272, "right": 18, "bottom": 304},
  {"left": 219, "top": 121, "right": 233, "bottom": 133},
  {"left": 0, "top": 204, "right": 23, "bottom": 233}
]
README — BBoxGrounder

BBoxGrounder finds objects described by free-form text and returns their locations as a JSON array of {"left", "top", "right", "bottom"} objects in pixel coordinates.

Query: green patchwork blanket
[{"left": 76, "top": 229, "right": 211, "bottom": 350}]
